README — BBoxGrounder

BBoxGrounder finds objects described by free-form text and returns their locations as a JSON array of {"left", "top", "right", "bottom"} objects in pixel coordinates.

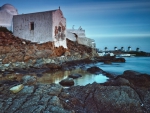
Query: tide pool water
[{"left": 37, "top": 68, "right": 109, "bottom": 86}]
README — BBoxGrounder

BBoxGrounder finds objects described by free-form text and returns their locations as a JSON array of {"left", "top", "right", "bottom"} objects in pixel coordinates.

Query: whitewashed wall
[
  {"left": 0, "top": 10, "right": 15, "bottom": 31},
  {"left": 0, "top": 4, "right": 18, "bottom": 31},
  {"left": 52, "top": 9, "right": 67, "bottom": 48},
  {"left": 66, "top": 31, "right": 76, "bottom": 41},
  {"left": 13, "top": 11, "right": 53, "bottom": 43},
  {"left": 66, "top": 29, "right": 95, "bottom": 48},
  {"left": 67, "top": 29, "right": 86, "bottom": 38},
  {"left": 77, "top": 37, "right": 95, "bottom": 48}
]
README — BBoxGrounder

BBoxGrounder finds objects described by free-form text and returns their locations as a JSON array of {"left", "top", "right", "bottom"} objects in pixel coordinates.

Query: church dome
[{"left": 1, "top": 4, "right": 18, "bottom": 15}]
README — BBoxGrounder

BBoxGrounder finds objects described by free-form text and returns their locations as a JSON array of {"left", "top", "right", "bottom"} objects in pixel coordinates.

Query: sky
[{"left": 0, "top": 0, "right": 150, "bottom": 51}]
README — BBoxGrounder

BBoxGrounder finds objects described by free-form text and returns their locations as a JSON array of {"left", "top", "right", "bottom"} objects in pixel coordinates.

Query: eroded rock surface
[{"left": 0, "top": 71, "right": 150, "bottom": 113}]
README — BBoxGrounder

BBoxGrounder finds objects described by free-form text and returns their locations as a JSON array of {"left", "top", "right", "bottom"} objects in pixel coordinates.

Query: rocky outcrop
[
  {"left": 0, "top": 71, "right": 150, "bottom": 113},
  {"left": 59, "top": 71, "right": 150, "bottom": 113},
  {"left": 59, "top": 78, "right": 74, "bottom": 86},
  {"left": 60, "top": 85, "right": 144, "bottom": 113},
  {"left": 0, "top": 83, "right": 72, "bottom": 113},
  {"left": 95, "top": 56, "right": 126, "bottom": 63},
  {"left": 0, "top": 32, "right": 98, "bottom": 71},
  {"left": 87, "top": 66, "right": 103, "bottom": 74},
  {"left": 87, "top": 66, "right": 114, "bottom": 78}
]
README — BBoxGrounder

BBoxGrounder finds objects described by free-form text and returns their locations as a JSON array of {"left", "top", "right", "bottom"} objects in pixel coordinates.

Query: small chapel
[
  {"left": 0, "top": 4, "right": 95, "bottom": 48},
  {"left": 13, "top": 7, "right": 67, "bottom": 48}
]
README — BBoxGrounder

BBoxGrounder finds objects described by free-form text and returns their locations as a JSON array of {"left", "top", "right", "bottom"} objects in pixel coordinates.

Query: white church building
[
  {"left": 0, "top": 4, "right": 95, "bottom": 49},
  {"left": 13, "top": 7, "right": 67, "bottom": 48},
  {"left": 0, "top": 4, "right": 18, "bottom": 30}
]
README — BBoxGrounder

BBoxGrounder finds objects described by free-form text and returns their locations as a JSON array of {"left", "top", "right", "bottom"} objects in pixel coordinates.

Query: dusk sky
[
  {"left": 0, "top": 0, "right": 150, "bottom": 51},
  {"left": 1, "top": 0, "right": 150, "bottom": 38}
]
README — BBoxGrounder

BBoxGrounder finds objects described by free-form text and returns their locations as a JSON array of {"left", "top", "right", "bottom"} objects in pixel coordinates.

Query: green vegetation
[{"left": 0, "top": 26, "right": 12, "bottom": 34}]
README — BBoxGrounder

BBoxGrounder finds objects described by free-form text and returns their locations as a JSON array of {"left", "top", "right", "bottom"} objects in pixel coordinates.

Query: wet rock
[
  {"left": 48, "top": 84, "right": 62, "bottom": 96},
  {"left": 123, "top": 70, "right": 141, "bottom": 77},
  {"left": 92, "top": 86, "right": 143, "bottom": 113},
  {"left": 59, "top": 78, "right": 74, "bottom": 86},
  {"left": 6, "top": 74, "right": 17, "bottom": 81},
  {"left": 120, "top": 70, "right": 150, "bottom": 88},
  {"left": 1, "top": 80, "right": 19, "bottom": 85},
  {"left": 10, "top": 84, "right": 24, "bottom": 93},
  {"left": 60, "top": 84, "right": 144, "bottom": 113},
  {"left": 43, "top": 58, "right": 51, "bottom": 64},
  {"left": 113, "top": 57, "right": 126, "bottom": 63},
  {"left": 22, "top": 75, "right": 37, "bottom": 85},
  {"left": 49, "top": 106, "right": 71, "bottom": 113},
  {"left": 87, "top": 66, "right": 102, "bottom": 74},
  {"left": 104, "top": 60, "right": 112, "bottom": 64},
  {"left": 45, "top": 63, "right": 61, "bottom": 69},
  {"left": 0, "top": 74, "right": 2, "bottom": 78},
  {"left": 68, "top": 73, "right": 82, "bottom": 79},
  {"left": 19, "top": 85, "right": 34, "bottom": 94},
  {"left": 50, "top": 96, "right": 61, "bottom": 106},
  {"left": 104, "top": 77, "right": 130, "bottom": 86}
]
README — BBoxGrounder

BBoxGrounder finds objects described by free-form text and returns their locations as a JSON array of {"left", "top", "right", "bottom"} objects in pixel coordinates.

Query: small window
[
  {"left": 58, "top": 26, "right": 61, "bottom": 32},
  {"left": 30, "top": 22, "right": 34, "bottom": 30}
]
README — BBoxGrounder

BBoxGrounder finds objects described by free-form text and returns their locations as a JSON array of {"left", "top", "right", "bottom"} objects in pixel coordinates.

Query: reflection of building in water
[
  {"left": 37, "top": 71, "right": 69, "bottom": 84},
  {"left": 13, "top": 7, "right": 67, "bottom": 48},
  {"left": 0, "top": 4, "right": 18, "bottom": 30}
]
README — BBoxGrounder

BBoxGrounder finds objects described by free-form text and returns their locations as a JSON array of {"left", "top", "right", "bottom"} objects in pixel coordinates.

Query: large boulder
[
  {"left": 87, "top": 66, "right": 102, "bottom": 74},
  {"left": 60, "top": 84, "right": 144, "bottom": 113},
  {"left": 59, "top": 78, "right": 74, "bottom": 86},
  {"left": 121, "top": 70, "right": 150, "bottom": 88},
  {"left": 123, "top": 70, "right": 141, "bottom": 77},
  {"left": 103, "top": 77, "right": 130, "bottom": 86},
  {"left": 113, "top": 57, "right": 126, "bottom": 63},
  {"left": 104, "top": 60, "right": 112, "bottom": 64}
]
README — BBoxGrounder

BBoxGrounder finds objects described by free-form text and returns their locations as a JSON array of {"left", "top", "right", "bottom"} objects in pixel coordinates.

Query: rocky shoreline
[
  {"left": 1, "top": 31, "right": 150, "bottom": 113},
  {"left": 0, "top": 70, "right": 150, "bottom": 113}
]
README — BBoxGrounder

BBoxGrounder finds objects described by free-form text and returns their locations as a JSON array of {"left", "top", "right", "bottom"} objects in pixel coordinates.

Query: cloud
[{"left": 89, "top": 33, "right": 150, "bottom": 38}]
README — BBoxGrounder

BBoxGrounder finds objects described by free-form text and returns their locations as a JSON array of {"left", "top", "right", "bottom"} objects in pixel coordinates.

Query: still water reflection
[{"left": 37, "top": 68, "right": 109, "bottom": 86}]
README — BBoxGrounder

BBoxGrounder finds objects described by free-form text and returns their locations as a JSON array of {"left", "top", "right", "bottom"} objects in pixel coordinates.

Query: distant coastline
[{"left": 94, "top": 37, "right": 150, "bottom": 53}]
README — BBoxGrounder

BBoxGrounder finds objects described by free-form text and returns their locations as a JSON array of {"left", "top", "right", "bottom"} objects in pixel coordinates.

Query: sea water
[{"left": 96, "top": 57, "right": 150, "bottom": 75}]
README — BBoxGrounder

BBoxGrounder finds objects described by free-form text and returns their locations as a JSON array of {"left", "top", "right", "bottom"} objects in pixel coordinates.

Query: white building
[
  {"left": 0, "top": 4, "right": 18, "bottom": 30},
  {"left": 13, "top": 8, "right": 67, "bottom": 48},
  {"left": 66, "top": 28, "right": 95, "bottom": 48},
  {"left": 128, "top": 46, "right": 131, "bottom": 51}
]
